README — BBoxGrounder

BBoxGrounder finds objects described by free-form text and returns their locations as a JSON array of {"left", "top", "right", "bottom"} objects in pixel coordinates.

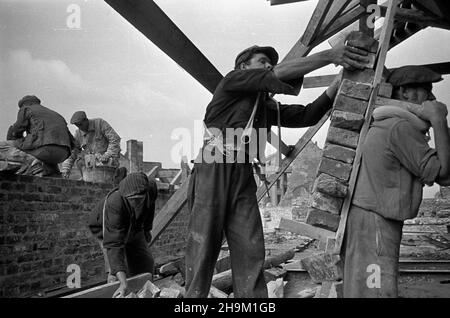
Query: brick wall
[{"left": 0, "top": 172, "right": 190, "bottom": 298}]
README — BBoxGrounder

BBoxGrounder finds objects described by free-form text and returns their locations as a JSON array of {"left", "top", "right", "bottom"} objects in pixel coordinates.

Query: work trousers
[
  {"left": 185, "top": 161, "right": 267, "bottom": 298},
  {"left": 0, "top": 141, "right": 69, "bottom": 176},
  {"left": 101, "top": 230, "right": 154, "bottom": 277},
  {"left": 342, "top": 205, "right": 403, "bottom": 298}
]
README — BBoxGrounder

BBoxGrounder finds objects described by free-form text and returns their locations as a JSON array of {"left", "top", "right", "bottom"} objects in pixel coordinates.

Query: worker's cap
[
  {"left": 119, "top": 172, "right": 157, "bottom": 200},
  {"left": 70, "top": 111, "right": 88, "bottom": 125},
  {"left": 18, "top": 95, "right": 41, "bottom": 108},
  {"left": 235, "top": 45, "right": 279, "bottom": 68},
  {"left": 388, "top": 65, "right": 443, "bottom": 87}
]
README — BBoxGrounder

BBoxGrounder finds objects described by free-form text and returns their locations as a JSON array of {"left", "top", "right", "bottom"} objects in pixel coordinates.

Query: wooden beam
[
  {"left": 300, "top": 0, "right": 334, "bottom": 46},
  {"left": 303, "top": 61, "right": 450, "bottom": 88},
  {"left": 278, "top": 218, "right": 335, "bottom": 243},
  {"left": 303, "top": 74, "right": 337, "bottom": 88},
  {"left": 63, "top": 273, "right": 152, "bottom": 298},
  {"left": 320, "top": 4, "right": 367, "bottom": 42},
  {"left": 319, "top": 0, "right": 356, "bottom": 37},
  {"left": 379, "top": 6, "right": 450, "bottom": 29},
  {"left": 146, "top": 166, "right": 159, "bottom": 179},
  {"left": 157, "top": 169, "right": 180, "bottom": 179},
  {"left": 150, "top": 175, "right": 190, "bottom": 246},
  {"left": 169, "top": 170, "right": 183, "bottom": 186}
]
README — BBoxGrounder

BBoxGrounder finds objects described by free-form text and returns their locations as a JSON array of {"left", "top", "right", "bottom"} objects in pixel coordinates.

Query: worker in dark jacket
[
  {"left": 185, "top": 42, "right": 371, "bottom": 298},
  {"left": 89, "top": 172, "right": 157, "bottom": 297},
  {"left": 0, "top": 95, "right": 73, "bottom": 177}
]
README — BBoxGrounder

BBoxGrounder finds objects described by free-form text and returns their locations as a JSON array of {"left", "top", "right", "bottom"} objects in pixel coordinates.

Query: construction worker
[
  {"left": 185, "top": 42, "right": 371, "bottom": 298},
  {"left": 0, "top": 95, "right": 73, "bottom": 177},
  {"left": 343, "top": 65, "right": 450, "bottom": 298},
  {"left": 61, "top": 111, "right": 121, "bottom": 179},
  {"left": 88, "top": 172, "right": 157, "bottom": 298}
]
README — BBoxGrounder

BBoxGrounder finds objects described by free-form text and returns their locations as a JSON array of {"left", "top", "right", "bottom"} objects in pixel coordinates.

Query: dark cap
[
  {"left": 119, "top": 172, "right": 149, "bottom": 197},
  {"left": 235, "top": 45, "right": 279, "bottom": 69},
  {"left": 388, "top": 65, "right": 443, "bottom": 87},
  {"left": 119, "top": 172, "right": 157, "bottom": 200},
  {"left": 70, "top": 111, "right": 88, "bottom": 124},
  {"left": 18, "top": 95, "right": 41, "bottom": 108}
]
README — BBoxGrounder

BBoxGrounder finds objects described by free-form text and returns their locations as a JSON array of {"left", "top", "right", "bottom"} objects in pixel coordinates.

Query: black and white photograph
[{"left": 0, "top": 0, "right": 450, "bottom": 304}]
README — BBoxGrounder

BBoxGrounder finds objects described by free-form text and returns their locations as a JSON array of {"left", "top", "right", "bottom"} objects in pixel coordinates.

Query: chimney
[{"left": 126, "top": 139, "right": 143, "bottom": 173}]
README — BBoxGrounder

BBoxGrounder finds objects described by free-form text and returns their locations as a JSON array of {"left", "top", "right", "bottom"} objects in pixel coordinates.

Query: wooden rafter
[{"left": 300, "top": 0, "right": 334, "bottom": 46}]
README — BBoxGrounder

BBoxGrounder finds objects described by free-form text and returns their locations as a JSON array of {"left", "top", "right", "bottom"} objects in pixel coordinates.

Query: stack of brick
[{"left": 305, "top": 31, "right": 382, "bottom": 233}]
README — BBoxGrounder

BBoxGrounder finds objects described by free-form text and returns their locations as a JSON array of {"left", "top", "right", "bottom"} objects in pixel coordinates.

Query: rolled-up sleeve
[
  {"left": 222, "top": 69, "right": 296, "bottom": 95},
  {"left": 389, "top": 120, "right": 441, "bottom": 186},
  {"left": 103, "top": 196, "right": 130, "bottom": 275}
]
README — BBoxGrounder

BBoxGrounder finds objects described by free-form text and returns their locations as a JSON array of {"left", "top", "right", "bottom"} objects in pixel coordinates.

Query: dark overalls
[{"left": 185, "top": 68, "right": 333, "bottom": 297}]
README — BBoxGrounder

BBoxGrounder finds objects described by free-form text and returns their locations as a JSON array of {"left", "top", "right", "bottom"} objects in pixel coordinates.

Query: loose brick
[
  {"left": 323, "top": 143, "right": 356, "bottom": 164},
  {"left": 343, "top": 68, "right": 375, "bottom": 85},
  {"left": 339, "top": 79, "right": 372, "bottom": 101},
  {"left": 314, "top": 174, "right": 348, "bottom": 198},
  {"left": 306, "top": 208, "right": 340, "bottom": 232},
  {"left": 346, "top": 31, "right": 379, "bottom": 53},
  {"left": 330, "top": 110, "right": 365, "bottom": 132},
  {"left": 334, "top": 95, "right": 368, "bottom": 115},
  {"left": 319, "top": 157, "right": 353, "bottom": 182},
  {"left": 310, "top": 192, "right": 343, "bottom": 215},
  {"left": 379, "top": 82, "right": 393, "bottom": 98},
  {"left": 326, "top": 127, "right": 360, "bottom": 149}
]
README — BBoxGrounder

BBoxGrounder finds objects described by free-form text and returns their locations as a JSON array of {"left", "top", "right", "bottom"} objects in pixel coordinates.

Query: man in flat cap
[
  {"left": 185, "top": 41, "right": 372, "bottom": 298},
  {"left": 88, "top": 172, "right": 157, "bottom": 297},
  {"left": 61, "top": 111, "right": 121, "bottom": 179},
  {"left": 0, "top": 95, "right": 73, "bottom": 177},
  {"left": 343, "top": 65, "right": 450, "bottom": 298}
]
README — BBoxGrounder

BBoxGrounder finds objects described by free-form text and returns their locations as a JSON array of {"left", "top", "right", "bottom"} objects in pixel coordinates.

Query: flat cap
[
  {"left": 388, "top": 65, "right": 443, "bottom": 87},
  {"left": 235, "top": 45, "right": 279, "bottom": 68},
  {"left": 70, "top": 111, "right": 87, "bottom": 124},
  {"left": 18, "top": 95, "right": 41, "bottom": 108}
]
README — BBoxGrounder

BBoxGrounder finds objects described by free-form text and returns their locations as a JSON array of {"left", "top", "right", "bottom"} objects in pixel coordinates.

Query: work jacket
[
  {"left": 352, "top": 116, "right": 441, "bottom": 221},
  {"left": 204, "top": 68, "right": 332, "bottom": 132},
  {"left": 88, "top": 185, "right": 156, "bottom": 275},
  {"left": 7, "top": 103, "right": 72, "bottom": 151},
  {"left": 63, "top": 118, "right": 121, "bottom": 170}
]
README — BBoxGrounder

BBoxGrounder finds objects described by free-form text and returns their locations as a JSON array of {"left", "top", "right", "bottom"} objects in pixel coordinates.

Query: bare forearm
[
  {"left": 273, "top": 50, "right": 333, "bottom": 82},
  {"left": 432, "top": 119, "right": 450, "bottom": 179},
  {"left": 116, "top": 271, "right": 127, "bottom": 287}
]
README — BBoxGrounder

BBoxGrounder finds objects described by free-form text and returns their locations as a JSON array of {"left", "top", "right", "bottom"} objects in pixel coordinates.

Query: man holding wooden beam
[{"left": 343, "top": 65, "right": 450, "bottom": 297}]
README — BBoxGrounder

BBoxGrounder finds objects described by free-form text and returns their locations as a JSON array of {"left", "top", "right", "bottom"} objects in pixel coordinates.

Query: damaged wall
[{"left": 0, "top": 172, "right": 190, "bottom": 297}]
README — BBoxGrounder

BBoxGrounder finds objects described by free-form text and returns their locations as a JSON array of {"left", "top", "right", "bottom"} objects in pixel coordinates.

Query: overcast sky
[{"left": 1, "top": 0, "right": 449, "bottom": 196}]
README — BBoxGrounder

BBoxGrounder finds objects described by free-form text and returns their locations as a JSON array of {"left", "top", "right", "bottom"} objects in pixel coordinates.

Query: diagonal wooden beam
[
  {"left": 318, "top": 0, "right": 358, "bottom": 39},
  {"left": 300, "top": 0, "right": 334, "bottom": 46},
  {"left": 105, "top": 0, "right": 223, "bottom": 94},
  {"left": 320, "top": 5, "right": 367, "bottom": 42}
]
